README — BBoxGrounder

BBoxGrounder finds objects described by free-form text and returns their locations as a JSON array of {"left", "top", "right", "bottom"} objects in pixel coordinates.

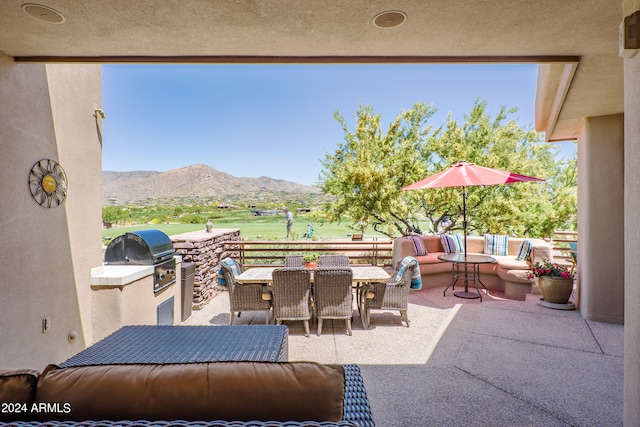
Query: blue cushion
[
  {"left": 516, "top": 239, "right": 532, "bottom": 261},
  {"left": 569, "top": 241, "right": 577, "bottom": 263},
  {"left": 217, "top": 258, "right": 241, "bottom": 286},
  {"left": 395, "top": 256, "right": 422, "bottom": 290},
  {"left": 440, "top": 234, "right": 465, "bottom": 254},
  {"left": 217, "top": 268, "right": 226, "bottom": 286},
  {"left": 484, "top": 234, "right": 509, "bottom": 256}
]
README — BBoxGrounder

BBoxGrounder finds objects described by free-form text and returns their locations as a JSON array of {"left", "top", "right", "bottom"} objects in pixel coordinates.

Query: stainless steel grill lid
[
  {"left": 105, "top": 229, "right": 175, "bottom": 265},
  {"left": 104, "top": 229, "right": 177, "bottom": 292}
]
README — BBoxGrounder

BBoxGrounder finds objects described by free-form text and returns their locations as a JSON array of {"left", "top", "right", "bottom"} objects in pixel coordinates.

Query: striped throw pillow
[
  {"left": 407, "top": 236, "right": 428, "bottom": 256},
  {"left": 484, "top": 234, "right": 509, "bottom": 256},
  {"left": 217, "top": 258, "right": 241, "bottom": 286},
  {"left": 517, "top": 239, "right": 533, "bottom": 261},
  {"left": 440, "top": 234, "right": 465, "bottom": 254}
]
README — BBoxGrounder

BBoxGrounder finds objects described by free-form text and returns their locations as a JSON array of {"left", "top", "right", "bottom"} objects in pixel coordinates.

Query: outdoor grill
[{"left": 104, "top": 229, "right": 177, "bottom": 292}]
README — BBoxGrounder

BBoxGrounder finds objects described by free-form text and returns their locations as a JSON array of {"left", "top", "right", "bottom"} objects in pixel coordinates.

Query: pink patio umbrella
[{"left": 402, "top": 161, "right": 545, "bottom": 256}]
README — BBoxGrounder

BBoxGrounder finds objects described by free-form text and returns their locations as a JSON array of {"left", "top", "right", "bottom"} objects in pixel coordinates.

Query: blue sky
[{"left": 102, "top": 64, "right": 576, "bottom": 186}]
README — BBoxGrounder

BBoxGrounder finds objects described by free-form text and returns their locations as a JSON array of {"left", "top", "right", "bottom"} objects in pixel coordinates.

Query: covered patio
[
  {"left": 184, "top": 286, "right": 623, "bottom": 425},
  {"left": 0, "top": 1, "right": 637, "bottom": 424}
]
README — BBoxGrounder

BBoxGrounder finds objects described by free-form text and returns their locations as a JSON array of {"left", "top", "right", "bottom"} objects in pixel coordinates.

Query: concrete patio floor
[{"left": 183, "top": 286, "right": 623, "bottom": 427}]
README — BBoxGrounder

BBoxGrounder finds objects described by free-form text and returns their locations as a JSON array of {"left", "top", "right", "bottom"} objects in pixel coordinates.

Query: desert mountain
[{"left": 103, "top": 164, "right": 320, "bottom": 204}]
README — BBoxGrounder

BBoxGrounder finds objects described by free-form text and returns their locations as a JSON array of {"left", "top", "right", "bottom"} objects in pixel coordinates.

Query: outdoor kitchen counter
[
  {"left": 90, "top": 256, "right": 184, "bottom": 342},
  {"left": 91, "top": 265, "right": 154, "bottom": 286},
  {"left": 91, "top": 255, "right": 183, "bottom": 286}
]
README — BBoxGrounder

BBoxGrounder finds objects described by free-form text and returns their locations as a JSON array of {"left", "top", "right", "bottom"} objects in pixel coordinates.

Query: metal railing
[
  {"left": 551, "top": 230, "right": 577, "bottom": 266},
  {"left": 223, "top": 238, "right": 394, "bottom": 268}
]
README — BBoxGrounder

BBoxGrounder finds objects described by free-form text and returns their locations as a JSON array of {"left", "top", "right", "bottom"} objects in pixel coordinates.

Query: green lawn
[{"left": 102, "top": 213, "right": 392, "bottom": 241}]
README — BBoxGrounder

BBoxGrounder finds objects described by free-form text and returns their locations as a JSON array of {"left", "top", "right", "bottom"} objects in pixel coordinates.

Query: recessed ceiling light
[
  {"left": 22, "top": 3, "right": 65, "bottom": 24},
  {"left": 373, "top": 11, "right": 407, "bottom": 29}
]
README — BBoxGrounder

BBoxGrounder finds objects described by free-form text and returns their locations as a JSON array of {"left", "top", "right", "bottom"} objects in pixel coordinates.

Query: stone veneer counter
[{"left": 171, "top": 228, "right": 241, "bottom": 309}]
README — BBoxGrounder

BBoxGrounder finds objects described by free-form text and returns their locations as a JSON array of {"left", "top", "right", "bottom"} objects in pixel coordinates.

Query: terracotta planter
[
  {"left": 303, "top": 261, "right": 317, "bottom": 270},
  {"left": 537, "top": 276, "right": 573, "bottom": 304}
]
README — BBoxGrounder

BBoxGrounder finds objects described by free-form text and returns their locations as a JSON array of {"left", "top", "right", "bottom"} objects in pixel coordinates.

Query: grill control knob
[
  {"left": 157, "top": 273, "right": 165, "bottom": 279},
  {"left": 167, "top": 269, "right": 175, "bottom": 275}
]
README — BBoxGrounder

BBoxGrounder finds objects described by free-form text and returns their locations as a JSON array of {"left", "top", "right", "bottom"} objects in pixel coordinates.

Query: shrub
[{"left": 179, "top": 214, "right": 207, "bottom": 224}]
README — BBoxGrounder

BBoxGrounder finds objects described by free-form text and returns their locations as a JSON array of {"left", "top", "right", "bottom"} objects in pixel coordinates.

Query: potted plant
[
  {"left": 303, "top": 252, "right": 320, "bottom": 270},
  {"left": 529, "top": 260, "right": 575, "bottom": 304}
]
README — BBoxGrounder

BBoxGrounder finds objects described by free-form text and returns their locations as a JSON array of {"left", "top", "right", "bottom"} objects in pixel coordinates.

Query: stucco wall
[
  {"left": 0, "top": 56, "right": 102, "bottom": 369},
  {"left": 577, "top": 114, "right": 625, "bottom": 324},
  {"left": 624, "top": 45, "right": 640, "bottom": 426},
  {"left": 91, "top": 272, "right": 181, "bottom": 343}
]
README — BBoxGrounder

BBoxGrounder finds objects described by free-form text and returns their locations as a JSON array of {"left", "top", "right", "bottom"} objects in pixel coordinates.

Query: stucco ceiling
[{"left": 0, "top": 1, "right": 626, "bottom": 141}]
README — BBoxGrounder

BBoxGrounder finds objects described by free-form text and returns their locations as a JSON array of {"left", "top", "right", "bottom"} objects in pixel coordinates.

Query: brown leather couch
[{"left": 0, "top": 362, "right": 373, "bottom": 426}]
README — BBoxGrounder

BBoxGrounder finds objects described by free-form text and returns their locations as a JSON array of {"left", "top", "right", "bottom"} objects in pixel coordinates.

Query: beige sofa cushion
[
  {"left": 495, "top": 255, "right": 530, "bottom": 270},
  {"left": 498, "top": 266, "right": 533, "bottom": 284},
  {"left": 36, "top": 362, "right": 345, "bottom": 422},
  {"left": 415, "top": 253, "right": 446, "bottom": 264},
  {"left": 422, "top": 237, "right": 444, "bottom": 253},
  {"left": 464, "top": 237, "right": 486, "bottom": 254}
]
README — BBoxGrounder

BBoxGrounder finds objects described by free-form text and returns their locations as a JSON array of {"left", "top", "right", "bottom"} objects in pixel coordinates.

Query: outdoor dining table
[
  {"left": 235, "top": 265, "right": 392, "bottom": 318},
  {"left": 235, "top": 265, "right": 391, "bottom": 285}
]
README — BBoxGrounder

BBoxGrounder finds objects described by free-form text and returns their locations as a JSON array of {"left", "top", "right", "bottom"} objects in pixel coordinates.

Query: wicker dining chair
[
  {"left": 361, "top": 259, "right": 412, "bottom": 329},
  {"left": 284, "top": 255, "right": 304, "bottom": 267},
  {"left": 317, "top": 254, "right": 350, "bottom": 267},
  {"left": 319, "top": 254, "right": 357, "bottom": 297},
  {"left": 221, "top": 259, "right": 272, "bottom": 325},
  {"left": 271, "top": 268, "right": 313, "bottom": 337},
  {"left": 314, "top": 267, "right": 354, "bottom": 336}
]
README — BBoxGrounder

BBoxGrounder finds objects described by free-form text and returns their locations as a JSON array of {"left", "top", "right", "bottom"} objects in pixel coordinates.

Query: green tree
[
  {"left": 171, "top": 206, "right": 185, "bottom": 217},
  {"left": 102, "top": 206, "right": 129, "bottom": 223},
  {"left": 319, "top": 99, "right": 577, "bottom": 238},
  {"left": 318, "top": 103, "right": 437, "bottom": 236},
  {"left": 535, "top": 155, "right": 577, "bottom": 235},
  {"left": 416, "top": 99, "right": 575, "bottom": 238}
]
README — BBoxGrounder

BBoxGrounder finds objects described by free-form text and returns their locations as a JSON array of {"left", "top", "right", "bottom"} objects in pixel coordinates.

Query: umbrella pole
[
  {"left": 463, "top": 186, "right": 467, "bottom": 259},
  {"left": 456, "top": 186, "right": 479, "bottom": 299}
]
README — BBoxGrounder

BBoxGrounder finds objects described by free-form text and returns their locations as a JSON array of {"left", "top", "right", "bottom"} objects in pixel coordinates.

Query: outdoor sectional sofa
[
  {"left": 392, "top": 234, "right": 552, "bottom": 300},
  {"left": 0, "top": 361, "right": 374, "bottom": 427},
  {"left": 1, "top": 324, "right": 374, "bottom": 426}
]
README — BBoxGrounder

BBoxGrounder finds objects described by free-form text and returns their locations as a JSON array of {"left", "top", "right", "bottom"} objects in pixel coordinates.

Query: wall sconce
[
  {"left": 93, "top": 106, "right": 106, "bottom": 146},
  {"left": 620, "top": 10, "right": 639, "bottom": 58}
]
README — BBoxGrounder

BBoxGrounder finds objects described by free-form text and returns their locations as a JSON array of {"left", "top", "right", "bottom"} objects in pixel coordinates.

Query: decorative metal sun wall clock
[{"left": 29, "top": 159, "right": 68, "bottom": 208}]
